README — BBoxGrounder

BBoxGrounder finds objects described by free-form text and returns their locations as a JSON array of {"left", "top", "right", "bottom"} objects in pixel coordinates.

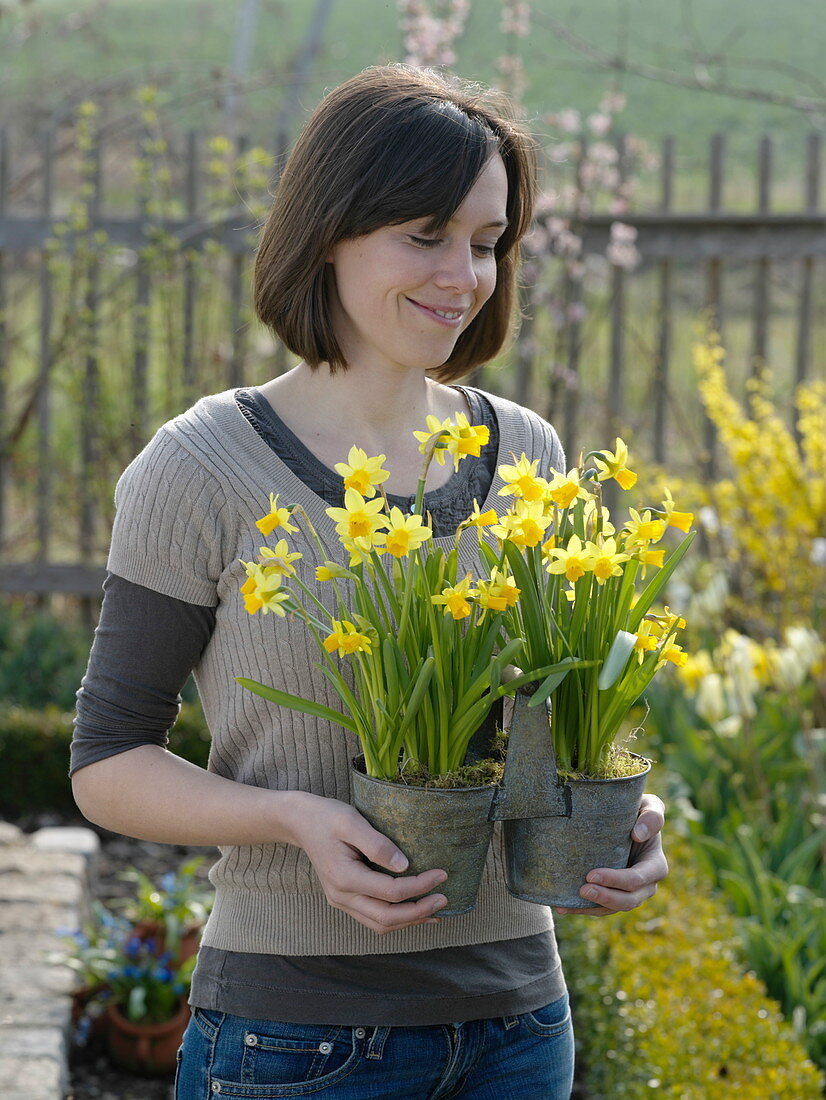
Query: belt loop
[
  {"left": 503, "top": 1015, "right": 519, "bottom": 1030},
  {"left": 366, "top": 1025, "right": 390, "bottom": 1060}
]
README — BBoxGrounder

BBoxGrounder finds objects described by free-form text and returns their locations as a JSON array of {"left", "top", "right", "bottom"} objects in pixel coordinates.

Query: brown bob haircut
[{"left": 253, "top": 64, "right": 538, "bottom": 382}]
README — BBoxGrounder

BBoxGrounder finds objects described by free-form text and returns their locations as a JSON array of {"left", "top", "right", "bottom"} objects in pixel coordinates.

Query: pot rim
[
  {"left": 351, "top": 754, "right": 498, "bottom": 794},
  {"left": 560, "top": 751, "right": 652, "bottom": 785}
]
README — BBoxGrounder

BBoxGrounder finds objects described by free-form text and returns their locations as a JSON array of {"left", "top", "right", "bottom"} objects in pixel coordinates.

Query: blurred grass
[{"left": 3, "top": 0, "right": 826, "bottom": 204}]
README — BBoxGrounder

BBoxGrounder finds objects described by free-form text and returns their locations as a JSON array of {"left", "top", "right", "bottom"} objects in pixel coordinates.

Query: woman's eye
[
  {"left": 473, "top": 244, "right": 496, "bottom": 257},
  {"left": 409, "top": 235, "right": 439, "bottom": 248}
]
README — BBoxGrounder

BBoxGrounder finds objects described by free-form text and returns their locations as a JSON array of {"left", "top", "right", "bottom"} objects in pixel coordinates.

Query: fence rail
[{"left": 0, "top": 126, "right": 823, "bottom": 597}]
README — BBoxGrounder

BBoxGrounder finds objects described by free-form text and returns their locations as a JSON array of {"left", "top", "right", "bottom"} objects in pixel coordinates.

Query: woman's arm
[{"left": 73, "top": 574, "right": 448, "bottom": 933}]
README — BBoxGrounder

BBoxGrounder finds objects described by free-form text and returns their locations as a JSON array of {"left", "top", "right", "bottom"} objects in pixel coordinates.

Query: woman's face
[{"left": 327, "top": 152, "right": 509, "bottom": 377}]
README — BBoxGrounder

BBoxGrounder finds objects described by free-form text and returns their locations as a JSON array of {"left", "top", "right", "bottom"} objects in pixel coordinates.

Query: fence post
[
  {"left": 36, "top": 130, "right": 55, "bottom": 562},
  {"left": 703, "top": 134, "right": 725, "bottom": 480},
  {"left": 752, "top": 136, "right": 772, "bottom": 376},
  {"left": 182, "top": 130, "right": 198, "bottom": 406},
  {"left": 796, "top": 132, "right": 820, "bottom": 390},
  {"left": 653, "top": 135, "right": 674, "bottom": 465},
  {"left": 0, "top": 129, "right": 8, "bottom": 553}
]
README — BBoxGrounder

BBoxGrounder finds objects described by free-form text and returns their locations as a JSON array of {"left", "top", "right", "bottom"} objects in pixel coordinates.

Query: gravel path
[{"left": 65, "top": 831, "right": 213, "bottom": 1100}]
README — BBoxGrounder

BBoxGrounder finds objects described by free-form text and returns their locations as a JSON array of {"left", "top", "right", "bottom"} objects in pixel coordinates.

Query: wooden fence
[{"left": 0, "top": 126, "right": 824, "bottom": 597}]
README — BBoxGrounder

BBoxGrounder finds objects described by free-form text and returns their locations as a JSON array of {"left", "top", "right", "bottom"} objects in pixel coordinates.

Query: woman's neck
[{"left": 258, "top": 362, "right": 469, "bottom": 456}]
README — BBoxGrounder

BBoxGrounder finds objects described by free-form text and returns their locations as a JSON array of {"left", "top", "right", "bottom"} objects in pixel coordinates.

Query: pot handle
[{"left": 488, "top": 684, "right": 571, "bottom": 821}]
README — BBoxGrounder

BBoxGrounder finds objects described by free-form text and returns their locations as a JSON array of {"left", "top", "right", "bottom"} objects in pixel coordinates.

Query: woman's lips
[{"left": 407, "top": 298, "right": 467, "bottom": 327}]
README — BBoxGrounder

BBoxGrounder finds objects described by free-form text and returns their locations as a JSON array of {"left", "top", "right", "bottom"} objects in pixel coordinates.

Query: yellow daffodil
[
  {"left": 326, "top": 488, "right": 388, "bottom": 541},
  {"left": 239, "top": 563, "right": 290, "bottom": 616},
  {"left": 315, "top": 561, "right": 352, "bottom": 582},
  {"left": 383, "top": 507, "right": 433, "bottom": 558},
  {"left": 588, "top": 536, "right": 629, "bottom": 584},
  {"left": 340, "top": 532, "right": 386, "bottom": 566},
  {"left": 592, "top": 437, "right": 637, "bottom": 490},
  {"left": 334, "top": 446, "right": 390, "bottom": 498},
  {"left": 658, "top": 638, "right": 688, "bottom": 668},
  {"left": 633, "top": 619, "right": 660, "bottom": 662},
  {"left": 412, "top": 414, "right": 452, "bottom": 462},
  {"left": 476, "top": 568, "right": 520, "bottom": 617},
  {"left": 547, "top": 468, "right": 592, "bottom": 509},
  {"left": 491, "top": 499, "right": 551, "bottom": 548},
  {"left": 322, "top": 619, "right": 373, "bottom": 658},
  {"left": 623, "top": 508, "right": 667, "bottom": 549},
  {"left": 257, "top": 539, "right": 302, "bottom": 577},
  {"left": 583, "top": 499, "right": 616, "bottom": 538},
  {"left": 256, "top": 493, "right": 298, "bottom": 536},
  {"left": 443, "top": 414, "right": 490, "bottom": 471},
  {"left": 659, "top": 487, "right": 694, "bottom": 533},
  {"left": 497, "top": 454, "right": 549, "bottom": 502},
  {"left": 545, "top": 534, "right": 594, "bottom": 583},
  {"left": 461, "top": 498, "right": 498, "bottom": 528},
  {"left": 431, "top": 573, "right": 478, "bottom": 620}
]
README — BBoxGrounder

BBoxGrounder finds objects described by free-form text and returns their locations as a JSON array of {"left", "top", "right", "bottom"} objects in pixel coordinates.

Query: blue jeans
[{"left": 175, "top": 996, "right": 574, "bottom": 1099}]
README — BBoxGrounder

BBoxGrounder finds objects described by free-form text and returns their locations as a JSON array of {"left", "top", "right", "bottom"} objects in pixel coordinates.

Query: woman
[{"left": 71, "top": 65, "right": 667, "bottom": 1099}]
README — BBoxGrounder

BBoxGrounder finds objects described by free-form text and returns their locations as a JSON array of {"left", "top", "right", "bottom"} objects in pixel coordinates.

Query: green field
[{"left": 2, "top": 0, "right": 826, "bottom": 206}]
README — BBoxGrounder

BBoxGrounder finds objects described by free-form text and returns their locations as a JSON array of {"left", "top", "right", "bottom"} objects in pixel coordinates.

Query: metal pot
[
  {"left": 351, "top": 757, "right": 496, "bottom": 916},
  {"left": 495, "top": 686, "right": 651, "bottom": 909}
]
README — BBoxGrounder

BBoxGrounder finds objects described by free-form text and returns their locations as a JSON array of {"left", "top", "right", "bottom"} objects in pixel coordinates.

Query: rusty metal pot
[
  {"left": 351, "top": 756, "right": 496, "bottom": 916},
  {"left": 495, "top": 685, "right": 651, "bottom": 909}
]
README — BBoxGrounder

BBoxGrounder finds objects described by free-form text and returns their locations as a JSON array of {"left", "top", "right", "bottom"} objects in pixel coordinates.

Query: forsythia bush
[
  {"left": 558, "top": 835, "right": 825, "bottom": 1098},
  {"left": 687, "top": 334, "right": 825, "bottom": 633}
]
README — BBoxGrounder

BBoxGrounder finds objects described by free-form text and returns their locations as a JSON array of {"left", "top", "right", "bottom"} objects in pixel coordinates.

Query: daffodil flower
[
  {"left": 315, "top": 561, "right": 352, "bottom": 582},
  {"left": 239, "top": 563, "right": 290, "bottom": 616},
  {"left": 497, "top": 454, "right": 549, "bottom": 502},
  {"left": 592, "top": 437, "right": 637, "bottom": 490},
  {"left": 412, "top": 414, "right": 452, "bottom": 462},
  {"left": 444, "top": 414, "right": 490, "bottom": 471},
  {"left": 659, "top": 487, "right": 694, "bottom": 533},
  {"left": 431, "top": 573, "right": 477, "bottom": 620},
  {"left": 491, "top": 499, "right": 551, "bottom": 548},
  {"left": 623, "top": 508, "right": 667, "bottom": 549},
  {"left": 383, "top": 507, "right": 433, "bottom": 558},
  {"left": 588, "top": 536, "right": 629, "bottom": 584},
  {"left": 257, "top": 539, "right": 302, "bottom": 577},
  {"left": 545, "top": 534, "right": 594, "bottom": 583},
  {"left": 256, "top": 493, "right": 298, "bottom": 536},
  {"left": 325, "top": 488, "right": 388, "bottom": 541},
  {"left": 340, "top": 532, "right": 386, "bottom": 567},
  {"left": 546, "top": 468, "right": 591, "bottom": 509},
  {"left": 334, "top": 446, "right": 390, "bottom": 499},
  {"left": 461, "top": 498, "right": 498, "bottom": 528},
  {"left": 322, "top": 619, "right": 373, "bottom": 658},
  {"left": 633, "top": 619, "right": 660, "bottom": 662}
]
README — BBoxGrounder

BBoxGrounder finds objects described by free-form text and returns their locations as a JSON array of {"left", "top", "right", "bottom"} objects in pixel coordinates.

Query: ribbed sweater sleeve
[{"left": 106, "top": 428, "right": 231, "bottom": 606}]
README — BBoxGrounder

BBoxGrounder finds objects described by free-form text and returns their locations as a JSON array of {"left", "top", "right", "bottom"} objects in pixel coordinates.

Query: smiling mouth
[{"left": 407, "top": 299, "right": 467, "bottom": 324}]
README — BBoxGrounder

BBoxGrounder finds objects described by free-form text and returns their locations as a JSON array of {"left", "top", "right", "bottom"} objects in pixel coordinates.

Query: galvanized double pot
[{"left": 350, "top": 684, "right": 650, "bottom": 915}]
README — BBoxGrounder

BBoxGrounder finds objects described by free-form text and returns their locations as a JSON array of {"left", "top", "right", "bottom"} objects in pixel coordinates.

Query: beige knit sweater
[{"left": 107, "top": 386, "right": 565, "bottom": 956}]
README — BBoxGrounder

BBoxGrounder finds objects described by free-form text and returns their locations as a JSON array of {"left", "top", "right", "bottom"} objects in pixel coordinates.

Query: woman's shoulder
[{"left": 457, "top": 385, "right": 566, "bottom": 471}]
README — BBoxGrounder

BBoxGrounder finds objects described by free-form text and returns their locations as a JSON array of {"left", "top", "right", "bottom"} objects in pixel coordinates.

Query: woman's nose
[{"left": 434, "top": 244, "right": 478, "bottom": 292}]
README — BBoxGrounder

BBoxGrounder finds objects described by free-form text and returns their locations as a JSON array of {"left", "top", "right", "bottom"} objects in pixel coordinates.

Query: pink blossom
[
  {"left": 499, "top": 0, "right": 530, "bottom": 37},
  {"left": 608, "top": 196, "right": 630, "bottom": 216},
  {"left": 397, "top": 0, "right": 470, "bottom": 67},
  {"left": 587, "top": 112, "right": 611, "bottom": 136},
  {"left": 567, "top": 301, "right": 587, "bottom": 323},
  {"left": 546, "top": 141, "right": 571, "bottom": 165},
  {"left": 554, "top": 108, "right": 581, "bottom": 134},
  {"left": 610, "top": 221, "right": 638, "bottom": 244}
]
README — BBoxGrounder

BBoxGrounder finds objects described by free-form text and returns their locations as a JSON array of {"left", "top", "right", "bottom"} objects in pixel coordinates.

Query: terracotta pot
[
  {"left": 351, "top": 756, "right": 496, "bottom": 916},
  {"left": 70, "top": 984, "right": 109, "bottom": 1039},
  {"left": 132, "top": 919, "right": 201, "bottom": 964},
  {"left": 105, "top": 998, "right": 190, "bottom": 1075}
]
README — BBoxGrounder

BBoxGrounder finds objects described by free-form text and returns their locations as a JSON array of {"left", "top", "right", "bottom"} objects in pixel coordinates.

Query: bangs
[{"left": 336, "top": 100, "right": 500, "bottom": 239}]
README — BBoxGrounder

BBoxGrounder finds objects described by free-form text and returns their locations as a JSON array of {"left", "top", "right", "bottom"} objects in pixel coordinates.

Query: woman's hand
[
  {"left": 290, "top": 793, "right": 449, "bottom": 934},
  {"left": 554, "top": 793, "right": 668, "bottom": 917}
]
